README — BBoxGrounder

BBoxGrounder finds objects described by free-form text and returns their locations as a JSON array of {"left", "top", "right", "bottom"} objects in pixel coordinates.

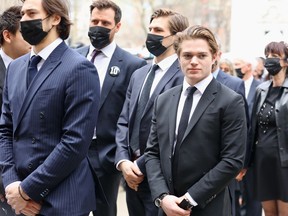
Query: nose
[{"left": 190, "top": 56, "right": 198, "bottom": 64}]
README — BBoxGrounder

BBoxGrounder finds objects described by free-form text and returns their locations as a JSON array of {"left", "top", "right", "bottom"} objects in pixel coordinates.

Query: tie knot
[
  {"left": 186, "top": 86, "right": 197, "bottom": 97},
  {"left": 151, "top": 64, "right": 159, "bottom": 73},
  {"left": 30, "top": 55, "right": 42, "bottom": 67},
  {"left": 91, "top": 49, "right": 102, "bottom": 62}
]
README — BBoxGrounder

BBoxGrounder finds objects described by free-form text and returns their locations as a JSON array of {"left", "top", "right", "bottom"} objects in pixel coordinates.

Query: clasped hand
[{"left": 5, "top": 181, "right": 41, "bottom": 215}]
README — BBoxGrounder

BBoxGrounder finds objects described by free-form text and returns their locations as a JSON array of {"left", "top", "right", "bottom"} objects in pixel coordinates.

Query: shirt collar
[
  {"left": 212, "top": 67, "right": 220, "bottom": 78},
  {"left": 182, "top": 73, "right": 213, "bottom": 95},
  {"left": 89, "top": 40, "right": 116, "bottom": 58},
  {"left": 153, "top": 54, "right": 178, "bottom": 72},
  {"left": 0, "top": 49, "right": 13, "bottom": 68},
  {"left": 31, "top": 38, "right": 63, "bottom": 60}
]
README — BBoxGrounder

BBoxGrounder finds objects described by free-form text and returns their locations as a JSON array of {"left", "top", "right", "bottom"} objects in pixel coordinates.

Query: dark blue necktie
[
  {"left": 130, "top": 64, "right": 159, "bottom": 155},
  {"left": 27, "top": 55, "right": 42, "bottom": 87}
]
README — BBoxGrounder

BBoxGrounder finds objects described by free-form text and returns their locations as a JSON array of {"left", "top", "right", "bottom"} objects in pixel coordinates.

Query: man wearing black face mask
[
  {"left": 76, "top": 1, "right": 146, "bottom": 216},
  {"left": 0, "top": 0, "right": 101, "bottom": 215},
  {"left": 115, "top": 9, "right": 188, "bottom": 216}
]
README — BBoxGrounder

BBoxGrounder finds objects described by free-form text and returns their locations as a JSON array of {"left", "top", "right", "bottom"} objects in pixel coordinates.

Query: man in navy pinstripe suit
[{"left": 0, "top": 0, "right": 100, "bottom": 215}]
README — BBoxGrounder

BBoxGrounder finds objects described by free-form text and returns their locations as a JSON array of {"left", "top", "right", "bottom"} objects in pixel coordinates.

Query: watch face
[{"left": 155, "top": 198, "right": 161, "bottom": 207}]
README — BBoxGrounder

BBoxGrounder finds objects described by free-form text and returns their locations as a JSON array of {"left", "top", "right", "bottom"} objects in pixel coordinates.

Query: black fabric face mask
[
  {"left": 146, "top": 33, "right": 171, "bottom": 57},
  {"left": 88, "top": 26, "right": 111, "bottom": 50},
  {"left": 20, "top": 17, "right": 50, "bottom": 45},
  {"left": 235, "top": 68, "right": 244, "bottom": 79},
  {"left": 264, "top": 58, "right": 283, "bottom": 76}
]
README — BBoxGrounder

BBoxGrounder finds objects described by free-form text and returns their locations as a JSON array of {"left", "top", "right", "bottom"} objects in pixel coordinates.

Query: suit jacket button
[
  {"left": 40, "top": 112, "right": 44, "bottom": 119},
  {"left": 28, "top": 163, "right": 33, "bottom": 170},
  {"left": 32, "top": 138, "right": 36, "bottom": 144}
]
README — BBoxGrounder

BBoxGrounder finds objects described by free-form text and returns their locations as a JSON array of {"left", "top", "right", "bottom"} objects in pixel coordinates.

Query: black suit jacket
[
  {"left": 145, "top": 78, "right": 247, "bottom": 215},
  {"left": 77, "top": 45, "right": 146, "bottom": 173}
]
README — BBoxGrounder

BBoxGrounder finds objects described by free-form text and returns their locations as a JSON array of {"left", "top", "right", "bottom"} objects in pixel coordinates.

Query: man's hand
[
  {"left": 161, "top": 195, "right": 191, "bottom": 216},
  {"left": 119, "top": 161, "right": 144, "bottom": 191},
  {"left": 235, "top": 169, "right": 247, "bottom": 181},
  {"left": 20, "top": 200, "right": 41, "bottom": 216},
  {"left": 5, "top": 182, "right": 41, "bottom": 215},
  {"left": 5, "top": 181, "right": 27, "bottom": 214}
]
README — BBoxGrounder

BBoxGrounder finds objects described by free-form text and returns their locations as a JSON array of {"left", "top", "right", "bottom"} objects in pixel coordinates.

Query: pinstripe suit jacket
[{"left": 0, "top": 42, "right": 100, "bottom": 215}]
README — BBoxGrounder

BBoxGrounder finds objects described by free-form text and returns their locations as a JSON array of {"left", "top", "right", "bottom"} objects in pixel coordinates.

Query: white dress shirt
[
  {"left": 88, "top": 41, "right": 116, "bottom": 89},
  {"left": 175, "top": 73, "right": 214, "bottom": 206}
]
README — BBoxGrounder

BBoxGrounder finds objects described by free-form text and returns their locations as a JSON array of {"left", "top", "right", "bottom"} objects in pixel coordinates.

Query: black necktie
[
  {"left": 91, "top": 49, "right": 101, "bottom": 63},
  {"left": 175, "top": 86, "right": 197, "bottom": 147},
  {"left": 172, "top": 86, "right": 197, "bottom": 190},
  {"left": 130, "top": 64, "right": 159, "bottom": 156},
  {"left": 27, "top": 55, "right": 42, "bottom": 87}
]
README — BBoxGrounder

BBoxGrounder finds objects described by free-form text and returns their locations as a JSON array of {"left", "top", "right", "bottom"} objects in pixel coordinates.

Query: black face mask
[
  {"left": 20, "top": 17, "right": 50, "bottom": 45},
  {"left": 264, "top": 58, "right": 283, "bottom": 76},
  {"left": 88, "top": 26, "right": 111, "bottom": 50},
  {"left": 235, "top": 68, "right": 244, "bottom": 79},
  {"left": 146, "top": 33, "right": 171, "bottom": 57}
]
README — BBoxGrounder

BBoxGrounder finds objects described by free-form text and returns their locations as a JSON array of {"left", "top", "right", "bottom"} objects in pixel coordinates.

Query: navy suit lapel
[
  {"left": 247, "top": 79, "right": 258, "bottom": 104},
  {"left": 99, "top": 46, "right": 122, "bottom": 109},
  {"left": 184, "top": 78, "right": 217, "bottom": 140},
  {"left": 145, "top": 60, "right": 180, "bottom": 115},
  {"left": 216, "top": 70, "right": 227, "bottom": 84},
  {"left": 129, "top": 64, "right": 151, "bottom": 118},
  {"left": 17, "top": 42, "right": 67, "bottom": 128},
  {"left": 0, "top": 56, "right": 6, "bottom": 72}
]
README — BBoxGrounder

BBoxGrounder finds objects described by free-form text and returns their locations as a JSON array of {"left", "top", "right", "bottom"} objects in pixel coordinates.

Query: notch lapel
[
  {"left": 16, "top": 42, "right": 67, "bottom": 130},
  {"left": 183, "top": 79, "right": 217, "bottom": 142},
  {"left": 143, "top": 60, "right": 181, "bottom": 117},
  {"left": 99, "top": 46, "right": 122, "bottom": 110},
  {"left": 169, "top": 86, "right": 182, "bottom": 155}
]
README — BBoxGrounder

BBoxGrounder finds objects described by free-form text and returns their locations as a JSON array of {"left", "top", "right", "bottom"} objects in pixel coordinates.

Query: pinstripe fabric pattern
[{"left": 0, "top": 42, "right": 100, "bottom": 215}]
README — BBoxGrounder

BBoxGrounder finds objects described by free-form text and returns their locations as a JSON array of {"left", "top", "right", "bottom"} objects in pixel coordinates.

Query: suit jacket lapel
[
  {"left": 0, "top": 56, "right": 6, "bottom": 72},
  {"left": 247, "top": 79, "right": 257, "bottom": 104},
  {"left": 183, "top": 78, "right": 217, "bottom": 141},
  {"left": 129, "top": 64, "right": 151, "bottom": 119},
  {"left": 99, "top": 46, "right": 122, "bottom": 109},
  {"left": 169, "top": 86, "right": 182, "bottom": 154},
  {"left": 16, "top": 42, "right": 67, "bottom": 128},
  {"left": 145, "top": 60, "right": 180, "bottom": 115}
]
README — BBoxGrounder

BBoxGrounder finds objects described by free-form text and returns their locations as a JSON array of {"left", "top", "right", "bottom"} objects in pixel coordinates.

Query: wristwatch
[
  {"left": 154, "top": 193, "right": 168, "bottom": 208},
  {"left": 178, "top": 197, "right": 193, "bottom": 210}
]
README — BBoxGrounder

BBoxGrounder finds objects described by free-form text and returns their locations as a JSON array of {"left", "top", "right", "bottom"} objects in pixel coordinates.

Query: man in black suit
[
  {"left": 115, "top": 8, "right": 188, "bottom": 216},
  {"left": 145, "top": 25, "right": 247, "bottom": 216},
  {"left": 77, "top": 1, "right": 146, "bottom": 216},
  {"left": 0, "top": 6, "right": 31, "bottom": 215},
  {"left": 233, "top": 56, "right": 262, "bottom": 216}
]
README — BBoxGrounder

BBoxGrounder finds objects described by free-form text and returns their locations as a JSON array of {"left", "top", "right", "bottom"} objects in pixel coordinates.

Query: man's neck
[{"left": 155, "top": 48, "right": 175, "bottom": 64}]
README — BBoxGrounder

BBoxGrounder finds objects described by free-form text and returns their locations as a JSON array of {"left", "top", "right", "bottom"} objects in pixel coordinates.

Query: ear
[
  {"left": 114, "top": 22, "right": 121, "bottom": 33},
  {"left": 51, "top": 14, "right": 61, "bottom": 26},
  {"left": 2, "top": 30, "right": 13, "bottom": 44}
]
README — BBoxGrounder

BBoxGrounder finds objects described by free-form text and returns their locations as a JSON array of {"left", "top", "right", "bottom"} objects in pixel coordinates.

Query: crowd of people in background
[{"left": 0, "top": 0, "right": 287, "bottom": 216}]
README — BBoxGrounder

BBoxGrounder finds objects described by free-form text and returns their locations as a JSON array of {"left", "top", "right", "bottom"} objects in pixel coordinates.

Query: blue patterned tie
[{"left": 27, "top": 55, "right": 42, "bottom": 87}]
